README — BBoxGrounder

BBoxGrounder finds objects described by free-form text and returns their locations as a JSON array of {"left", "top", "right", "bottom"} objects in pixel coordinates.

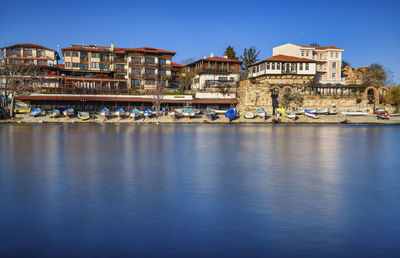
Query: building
[
  {"left": 1, "top": 43, "right": 59, "bottom": 67},
  {"left": 186, "top": 54, "right": 242, "bottom": 90},
  {"left": 272, "top": 43, "right": 344, "bottom": 84},
  {"left": 61, "top": 43, "right": 176, "bottom": 90}
]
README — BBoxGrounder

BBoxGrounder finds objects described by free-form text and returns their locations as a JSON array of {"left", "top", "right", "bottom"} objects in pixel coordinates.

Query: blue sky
[{"left": 2, "top": 0, "right": 400, "bottom": 83}]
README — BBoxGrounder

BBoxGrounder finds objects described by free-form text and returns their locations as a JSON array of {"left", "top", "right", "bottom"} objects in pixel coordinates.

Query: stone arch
[
  {"left": 269, "top": 86, "right": 281, "bottom": 94},
  {"left": 377, "top": 86, "right": 388, "bottom": 104},
  {"left": 282, "top": 86, "right": 294, "bottom": 94},
  {"left": 363, "top": 86, "right": 379, "bottom": 103}
]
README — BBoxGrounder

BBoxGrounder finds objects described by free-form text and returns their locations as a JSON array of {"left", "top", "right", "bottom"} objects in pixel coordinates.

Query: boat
[
  {"left": 30, "top": 108, "right": 41, "bottom": 117},
  {"left": 129, "top": 108, "right": 141, "bottom": 119},
  {"left": 204, "top": 108, "right": 216, "bottom": 119},
  {"left": 49, "top": 109, "right": 61, "bottom": 118},
  {"left": 312, "top": 108, "right": 329, "bottom": 115},
  {"left": 341, "top": 110, "right": 368, "bottom": 116},
  {"left": 225, "top": 108, "right": 237, "bottom": 121},
  {"left": 115, "top": 108, "right": 125, "bottom": 118},
  {"left": 293, "top": 109, "right": 305, "bottom": 115},
  {"left": 377, "top": 111, "right": 390, "bottom": 120},
  {"left": 78, "top": 112, "right": 90, "bottom": 120},
  {"left": 244, "top": 111, "right": 255, "bottom": 119},
  {"left": 328, "top": 110, "right": 338, "bottom": 115},
  {"left": 144, "top": 109, "right": 153, "bottom": 118},
  {"left": 100, "top": 107, "right": 110, "bottom": 117},
  {"left": 276, "top": 108, "right": 286, "bottom": 116},
  {"left": 285, "top": 110, "right": 297, "bottom": 120},
  {"left": 214, "top": 110, "right": 227, "bottom": 114},
  {"left": 256, "top": 108, "right": 266, "bottom": 119},
  {"left": 305, "top": 109, "right": 319, "bottom": 119},
  {"left": 14, "top": 107, "right": 31, "bottom": 114},
  {"left": 63, "top": 108, "right": 75, "bottom": 118},
  {"left": 182, "top": 106, "right": 196, "bottom": 118}
]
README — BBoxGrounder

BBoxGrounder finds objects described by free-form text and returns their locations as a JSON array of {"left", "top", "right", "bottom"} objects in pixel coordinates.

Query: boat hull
[{"left": 341, "top": 111, "right": 368, "bottom": 116}]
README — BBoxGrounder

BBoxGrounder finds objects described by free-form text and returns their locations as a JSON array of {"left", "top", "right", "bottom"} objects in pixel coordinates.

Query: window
[
  {"left": 131, "top": 79, "right": 141, "bottom": 85},
  {"left": 37, "top": 50, "right": 45, "bottom": 57},
  {"left": 335, "top": 52, "right": 338, "bottom": 58},
  {"left": 100, "top": 64, "right": 109, "bottom": 70},
  {"left": 332, "top": 62, "right": 337, "bottom": 69},
  {"left": 100, "top": 54, "right": 108, "bottom": 61},
  {"left": 159, "top": 69, "right": 166, "bottom": 75},
  {"left": 306, "top": 51, "right": 309, "bottom": 57},
  {"left": 272, "top": 63, "right": 275, "bottom": 70},
  {"left": 26, "top": 50, "right": 32, "bottom": 56},
  {"left": 145, "top": 79, "right": 155, "bottom": 85},
  {"left": 12, "top": 49, "right": 17, "bottom": 55},
  {"left": 145, "top": 68, "right": 155, "bottom": 74},
  {"left": 267, "top": 63, "right": 270, "bottom": 69},
  {"left": 145, "top": 57, "right": 155, "bottom": 63},
  {"left": 80, "top": 63, "right": 87, "bottom": 70},
  {"left": 92, "top": 52, "right": 99, "bottom": 58},
  {"left": 194, "top": 78, "right": 199, "bottom": 83},
  {"left": 66, "top": 62, "right": 71, "bottom": 67},
  {"left": 209, "top": 63, "right": 213, "bottom": 68},
  {"left": 159, "top": 58, "right": 166, "bottom": 64},
  {"left": 115, "top": 64, "right": 124, "bottom": 69},
  {"left": 131, "top": 68, "right": 141, "bottom": 74},
  {"left": 38, "top": 60, "right": 47, "bottom": 65},
  {"left": 290, "top": 64, "right": 295, "bottom": 71},
  {"left": 218, "top": 77, "right": 227, "bottom": 81},
  {"left": 277, "top": 63, "right": 280, "bottom": 70},
  {"left": 72, "top": 52, "right": 79, "bottom": 57},
  {"left": 65, "top": 51, "right": 71, "bottom": 57},
  {"left": 332, "top": 73, "right": 336, "bottom": 79},
  {"left": 299, "top": 63, "right": 303, "bottom": 70},
  {"left": 229, "top": 64, "right": 233, "bottom": 70},
  {"left": 11, "top": 59, "right": 18, "bottom": 64},
  {"left": 132, "top": 57, "right": 141, "bottom": 63},
  {"left": 72, "top": 63, "right": 79, "bottom": 68},
  {"left": 81, "top": 53, "right": 87, "bottom": 59},
  {"left": 115, "top": 74, "right": 124, "bottom": 79},
  {"left": 27, "top": 59, "right": 34, "bottom": 64},
  {"left": 305, "top": 63, "right": 309, "bottom": 70},
  {"left": 91, "top": 62, "right": 99, "bottom": 68},
  {"left": 301, "top": 51, "right": 304, "bottom": 56}
]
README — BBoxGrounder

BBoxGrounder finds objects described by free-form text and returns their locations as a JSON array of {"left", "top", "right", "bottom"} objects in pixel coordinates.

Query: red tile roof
[
  {"left": 61, "top": 45, "right": 176, "bottom": 55},
  {"left": 2, "top": 43, "right": 57, "bottom": 52},
  {"left": 300, "top": 45, "right": 343, "bottom": 50},
  {"left": 251, "top": 55, "right": 315, "bottom": 66},
  {"left": 172, "top": 62, "right": 184, "bottom": 68},
  {"left": 201, "top": 57, "right": 242, "bottom": 63},
  {"left": 125, "top": 47, "right": 176, "bottom": 55}
]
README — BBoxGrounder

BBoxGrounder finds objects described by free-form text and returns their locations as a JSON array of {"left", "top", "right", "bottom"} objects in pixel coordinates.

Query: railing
[
  {"left": 115, "top": 58, "right": 126, "bottom": 63},
  {"left": 143, "top": 62, "right": 157, "bottom": 68},
  {"left": 159, "top": 74, "right": 172, "bottom": 80},
  {"left": 281, "top": 69, "right": 297, "bottom": 74},
  {"left": 143, "top": 74, "right": 157, "bottom": 79},
  {"left": 197, "top": 68, "right": 229, "bottom": 75},
  {"left": 129, "top": 74, "right": 142, "bottom": 79},
  {"left": 159, "top": 63, "right": 172, "bottom": 68},
  {"left": 129, "top": 62, "right": 142, "bottom": 68},
  {"left": 317, "top": 67, "right": 327, "bottom": 71},
  {"left": 318, "top": 78, "right": 345, "bottom": 85},
  {"left": 114, "top": 68, "right": 127, "bottom": 73}
]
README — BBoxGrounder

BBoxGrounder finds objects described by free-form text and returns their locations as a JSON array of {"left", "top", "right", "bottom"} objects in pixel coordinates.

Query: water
[{"left": 0, "top": 124, "right": 399, "bottom": 257}]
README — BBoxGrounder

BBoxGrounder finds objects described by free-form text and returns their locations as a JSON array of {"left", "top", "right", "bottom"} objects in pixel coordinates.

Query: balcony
[
  {"left": 317, "top": 66, "right": 327, "bottom": 72},
  {"left": 144, "top": 62, "right": 157, "bottom": 68},
  {"left": 318, "top": 78, "right": 345, "bottom": 85},
  {"left": 159, "top": 63, "right": 172, "bottom": 68},
  {"left": 197, "top": 68, "right": 229, "bottom": 75},
  {"left": 114, "top": 68, "right": 127, "bottom": 73},
  {"left": 129, "top": 74, "right": 142, "bottom": 79},
  {"left": 143, "top": 73, "right": 157, "bottom": 79},
  {"left": 115, "top": 58, "right": 126, "bottom": 63},
  {"left": 281, "top": 69, "right": 297, "bottom": 74},
  {"left": 159, "top": 74, "right": 172, "bottom": 80},
  {"left": 129, "top": 62, "right": 142, "bottom": 68}
]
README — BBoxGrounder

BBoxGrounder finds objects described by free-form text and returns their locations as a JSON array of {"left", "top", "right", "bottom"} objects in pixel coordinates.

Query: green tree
[
  {"left": 342, "top": 60, "right": 351, "bottom": 68},
  {"left": 224, "top": 46, "right": 238, "bottom": 60},
  {"left": 382, "top": 86, "right": 400, "bottom": 112},
  {"left": 239, "top": 46, "right": 261, "bottom": 70},
  {"left": 310, "top": 42, "right": 320, "bottom": 47}
]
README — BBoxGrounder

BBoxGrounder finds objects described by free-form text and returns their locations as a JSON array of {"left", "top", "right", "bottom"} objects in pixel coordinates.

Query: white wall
[{"left": 272, "top": 43, "right": 301, "bottom": 57}]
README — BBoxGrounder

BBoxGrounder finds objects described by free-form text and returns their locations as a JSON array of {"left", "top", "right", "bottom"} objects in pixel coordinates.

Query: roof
[
  {"left": 251, "top": 55, "right": 315, "bottom": 66},
  {"left": 62, "top": 45, "right": 111, "bottom": 53},
  {"left": 2, "top": 43, "right": 57, "bottom": 52},
  {"left": 300, "top": 45, "right": 343, "bottom": 50},
  {"left": 61, "top": 45, "right": 176, "bottom": 55},
  {"left": 188, "top": 56, "right": 242, "bottom": 66},
  {"left": 125, "top": 47, "right": 176, "bottom": 55},
  {"left": 172, "top": 62, "right": 184, "bottom": 68}
]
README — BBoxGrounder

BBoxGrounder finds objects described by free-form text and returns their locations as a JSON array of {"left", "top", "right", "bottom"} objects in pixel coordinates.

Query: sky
[{"left": 1, "top": 0, "right": 400, "bottom": 83}]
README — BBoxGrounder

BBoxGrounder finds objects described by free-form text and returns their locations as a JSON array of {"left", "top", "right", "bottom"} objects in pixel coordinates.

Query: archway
[
  {"left": 270, "top": 86, "right": 280, "bottom": 115},
  {"left": 282, "top": 86, "right": 293, "bottom": 95},
  {"left": 363, "top": 86, "right": 379, "bottom": 103}
]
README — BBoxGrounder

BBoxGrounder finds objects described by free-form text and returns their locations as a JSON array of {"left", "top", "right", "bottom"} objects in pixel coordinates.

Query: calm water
[{"left": 0, "top": 124, "right": 399, "bottom": 257}]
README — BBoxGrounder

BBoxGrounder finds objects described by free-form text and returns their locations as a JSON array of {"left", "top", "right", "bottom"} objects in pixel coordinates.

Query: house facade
[
  {"left": 2, "top": 43, "right": 59, "bottom": 67},
  {"left": 186, "top": 54, "right": 242, "bottom": 90},
  {"left": 273, "top": 43, "right": 344, "bottom": 84}
]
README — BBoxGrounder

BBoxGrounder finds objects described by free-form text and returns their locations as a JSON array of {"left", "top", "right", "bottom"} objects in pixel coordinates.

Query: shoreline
[{"left": 1, "top": 114, "right": 400, "bottom": 125}]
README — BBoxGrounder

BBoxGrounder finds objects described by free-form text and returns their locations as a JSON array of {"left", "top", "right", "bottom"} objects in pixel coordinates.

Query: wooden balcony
[
  {"left": 143, "top": 74, "right": 158, "bottom": 79},
  {"left": 159, "top": 63, "right": 172, "bottom": 69},
  {"left": 143, "top": 62, "right": 157, "bottom": 68},
  {"left": 129, "top": 62, "right": 143, "bottom": 68},
  {"left": 115, "top": 58, "right": 126, "bottom": 63},
  {"left": 114, "top": 68, "right": 127, "bottom": 73},
  {"left": 159, "top": 74, "right": 172, "bottom": 80},
  {"left": 197, "top": 68, "right": 230, "bottom": 75},
  {"left": 129, "top": 74, "right": 142, "bottom": 79}
]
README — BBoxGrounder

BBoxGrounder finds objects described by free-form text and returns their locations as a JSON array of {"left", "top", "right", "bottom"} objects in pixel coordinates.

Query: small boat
[
  {"left": 49, "top": 109, "right": 60, "bottom": 118},
  {"left": 15, "top": 107, "right": 31, "bottom": 114},
  {"left": 225, "top": 108, "right": 237, "bottom": 121},
  {"left": 256, "top": 108, "right": 266, "bottom": 119},
  {"left": 341, "top": 110, "right": 368, "bottom": 116},
  {"left": 129, "top": 108, "right": 141, "bottom": 119},
  {"left": 30, "top": 108, "right": 41, "bottom": 117},
  {"left": 305, "top": 109, "right": 319, "bottom": 119},
  {"left": 204, "top": 108, "right": 216, "bottom": 119},
  {"left": 115, "top": 108, "right": 125, "bottom": 118},
  {"left": 214, "top": 110, "right": 227, "bottom": 114},
  {"left": 78, "top": 112, "right": 90, "bottom": 120},
  {"left": 144, "top": 109, "right": 153, "bottom": 118},
  {"left": 312, "top": 108, "right": 329, "bottom": 115},
  {"left": 293, "top": 109, "right": 305, "bottom": 115},
  {"left": 194, "top": 109, "right": 201, "bottom": 115},
  {"left": 285, "top": 110, "right": 297, "bottom": 120},
  {"left": 377, "top": 111, "right": 390, "bottom": 120},
  {"left": 100, "top": 107, "right": 110, "bottom": 117},
  {"left": 328, "top": 110, "right": 338, "bottom": 115},
  {"left": 244, "top": 111, "right": 255, "bottom": 119},
  {"left": 182, "top": 107, "right": 196, "bottom": 118},
  {"left": 63, "top": 108, "right": 75, "bottom": 118}
]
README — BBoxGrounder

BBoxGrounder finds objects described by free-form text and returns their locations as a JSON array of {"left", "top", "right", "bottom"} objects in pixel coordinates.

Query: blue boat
[
  {"left": 205, "top": 108, "right": 216, "bottom": 119},
  {"left": 63, "top": 108, "right": 75, "bottom": 118},
  {"left": 100, "top": 107, "right": 110, "bottom": 117},
  {"left": 305, "top": 109, "right": 319, "bottom": 119},
  {"left": 49, "top": 109, "right": 61, "bottom": 118},
  {"left": 256, "top": 108, "right": 266, "bottom": 119},
  {"left": 115, "top": 108, "right": 125, "bottom": 118},
  {"left": 144, "top": 109, "right": 153, "bottom": 118},
  {"left": 225, "top": 108, "right": 237, "bottom": 121},
  {"left": 30, "top": 108, "right": 41, "bottom": 117},
  {"left": 129, "top": 108, "right": 141, "bottom": 119}
]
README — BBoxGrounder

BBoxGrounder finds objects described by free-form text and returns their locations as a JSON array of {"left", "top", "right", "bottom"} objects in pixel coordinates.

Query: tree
[
  {"left": 382, "top": 86, "right": 400, "bottom": 112},
  {"left": 177, "top": 68, "right": 196, "bottom": 93},
  {"left": 151, "top": 80, "right": 166, "bottom": 117},
  {"left": 342, "top": 60, "right": 351, "bottom": 68},
  {"left": 310, "top": 42, "right": 320, "bottom": 47},
  {"left": 278, "top": 92, "right": 304, "bottom": 109},
  {"left": 362, "top": 63, "right": 394, "bottom": 87},
  {"left": 224, "top": 46, "right": 238, "bottom": 60},
  {"left": 239, "top": 46, "right": 261, "bottom": 70}
]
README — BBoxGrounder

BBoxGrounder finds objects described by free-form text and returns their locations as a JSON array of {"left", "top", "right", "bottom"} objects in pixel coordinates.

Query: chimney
[
  {"left": 204, "top": 56, "right": 207, "bottom": 59},
  {"left": 224, "top": 55, "right": 228, "bottom": 59},
  {"left": 210, "top": 52, "right": 214, "bottom": 58}
]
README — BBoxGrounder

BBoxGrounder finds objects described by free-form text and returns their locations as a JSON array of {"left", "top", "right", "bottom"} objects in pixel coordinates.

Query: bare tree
[
  {"left": 362, "top": 63, "right": 394, "bottom": 87},
  {"left": 177, "top": 68, "right": 196, "bottom": 93},
  {"left": 151, "top": 79, "right": 166, "bottom": 117},
  {"left": 0, "top": 51, "right": 40, "bottom": 118},
  {"left": 278, "top": 92, "right": 304, "bottom": 109}
]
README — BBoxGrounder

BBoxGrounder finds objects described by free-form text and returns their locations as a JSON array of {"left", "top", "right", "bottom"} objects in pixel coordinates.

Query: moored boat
[
  {"left": 49, "top": 109, "right": 61, "bottom": 118},
  {"left": 129, "top": 108, "right": 141, "bottom": 119},
  {"left": 100, "top": 107, "right": 110, "bottom": 117},
  {"left": 214, "top": 110, "right": 227, "bottom": 114},
  {"left": 341, "top": 110, "right": 368, "bottom": 116},
  {"left": 305, "top": 109, "right": 319, "bottom": 119},
  {"left": 293, "top": 109, "right": 305, "bottom": 115},
  {"left": 225, "top": 108, "right": 237, "bottom": 121},
  {"left": 63, "top": 108, "right": 75, "bottom": 118},
  {"left": 256, "top": 108, "right": 266, "bottom": 119},
  {"left": 115, "top": 108, "right": 125, "bottom": 118},
  {"left": 182, "top": 106, "right": 195, "bottom": 118},
  {"left": 78, "top": 112, "right": 90, "bottom": 120},
  {"left": 144, "top": 109, "right": 153, "bottom": 118},
  {"left": 377, "top": 111, "right": 390, "bottom": 120},
  {"left": 285, "top": 110, "right": 297, "bottom": 120},
  {"left": 311, "top": 108, "right": 329, "bottom": 115},
  {"left": 244, "top": 111, "right": 255, "bottom": 119},
  {"left": 204, "top": 108, "right": 216, "bottom": 119},
  {"left": 30, "top": 108, "right": 41, "bottom": 117}
]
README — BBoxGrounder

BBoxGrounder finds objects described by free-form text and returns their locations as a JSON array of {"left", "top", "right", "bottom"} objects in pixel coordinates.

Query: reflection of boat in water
[
  {"left": 49, "top": 109, "right": 60, "bottom": 118},
  {"left": 115, "top": 108, "right": 125, "bottom": 118},
  {"left": 305, "top": 109, "right": 319, "bottom": 119},
  {"left": 256, "top": 108, "right": 266, "bottom": 119},
  {"left": 30, "top": 108, "right": 41, "bottom": 117},
  {"left": 100, "top": 108, "right": 110, "bottom": 117},
  {"left": 182, "top": 107, "right": 195, "bottom": 118},
  {"left": 205, "top": 108, "right": 216, "bottom": 119},
  {"left": 63, "top": 108, "right": 75, "bottom": 118},
  {"left": 244, "top": 112, "right": 254, "bottom": 119},
  {"left": 78, "top": 112, "right": 90, "bottom": 120},
  {"left": 341, "top": 110, "right": 368, "bottom": 116},
  {"left": 144, "top": 109, "right": 153, "bottom": 118},
  {"left": 129, "top": 108, "right": 142, "bottom": 119},
  {"left": 225, "top": 108, "right": 237, "bottom": 121}
]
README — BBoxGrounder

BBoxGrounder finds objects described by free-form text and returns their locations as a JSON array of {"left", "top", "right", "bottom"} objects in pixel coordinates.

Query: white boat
[
  {"left": 129, "top": 108, "right": 141, "bottom": 119},
  {"left": 244, "top": 112, "right": 255, "bottom": 119},
  {"left": 293, "top": 109, "right": 305, "bottom": 115},
  {"left": 214, "top": 110, "right": 227, "bottom": 114},
  {"left": 115, "top": 108, "right": 125, "bottom": 118},
  {"left": 100, "top": 107, "right": 110, "bottom": 117},
  {"left": 311, "top": 108, "right": 329, "bottom": 115},
  {"left": 305, "top": 109, "right": 319, "bottom": 119},
  {"left": 285, "top": 110, "right": 297, "bottom": 120},
  {"left": 182, "top": 107, "right": 195, "bottom": 118},
  {"left": 341, "top": 110, "right": 368, "bottom": 116},
  {"left": 256, "top": 108, "right": 266, "bottom": 119},
  {"left": 63, "top": 108, "right": 75, "bottom": 118}
]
